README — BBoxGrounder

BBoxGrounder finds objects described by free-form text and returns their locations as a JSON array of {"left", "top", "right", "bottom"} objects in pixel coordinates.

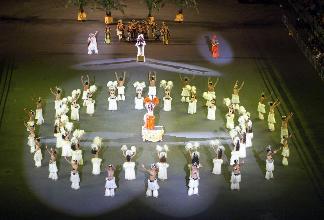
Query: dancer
[
  {"left": 160, "top": 80, "right": 173, "bottom": 112},
  {"left": 105, "top": 164, "right": 117, "bottom": 197},
  {"left": 121, "top": 145, "right": 136, "bottom": 180},
  {"left": 34, "top": 137, "right": 42, "bottom": 168},
  {"left": 115, "top": 72, "right": 126, "bottom": 101},
  {"left": 211, "top": 35, "right": 220, "bottom": 58},
  {"left": 104, "top": 25, "right": 111, "bottom": 44},
  {"left": 231, "top": 80, "right": 244, "bottom": 110},
  {"left": 230, "top": 160, "right": 242, "bottom": 191},
  {"left": 188, "top": 162, "right": 200, "bottom": 196},
  {"left": 91, "top": 137, "right": 103, "bottom": 175},
  {"left": 86, "top": 95, "right": 95, "bottom": 116},
  {"left": 27, "top": 131, "right": 36, "bottom": 154},
  {"left": 148, "top": 71, "right": 157, "bottom": 98},
  {"left": 61, "top": 134, "right": 72, "bottom": 157},
  {"left": 230, "top": 135, "right": 240, "bottom": 166},
  {"left": 265, "top": 146, "right": 277, "bottom": 180},
  {"left": 203, "top": 77, "right": 219, "bottom": 106},
  {"left": 207, "top": 99, "right": 216, "bottom": 120},
  {"left": 136, "top": 34, "right": 146, "bottom": 62},
  {"left": 35, "top": 97, "right": 44, "bottom": 125},
  {"left": 107, "top": 81, "right": 118, "bottom": 111},
  {"left": 268, "top": 99, "right": 280, "bottom": 132},
  {"left": 88, "top": 31, "right": 99, "bottom": 55},
  {"left": 281, "top": 112, "right": 293, "bottom": 144},
  {"left": 257, "top": 93, "right": 266, "bottom": 120},
  {"left": 70, "top": 100, "right": 80, "bottom": 121},
  {"left": 245, "top": 113, "right": 253, "bottom": 148},
  {"left": 160, "top": 22, "right": 170, "bottom": 45},
  {"left": 239, "top": 133, "right": 247, "bottom": 159},
  {"left": 66, "top": 158, "right": 80, "bottom": 190},
  {"left": 50, "top": 87, "right": 62, "bottom": 116},
  {"left": 142, "top": 164, "right": 160, "bottom": 198},
  {"left": 133, "top": 81, "right": 146, "bottom": 110},
  {"left": 180, "top": 74, "right": 194, "bottom": 102},
  {"left": 71, "top": 143, "right": 83, "bottom": 166},
  {"left": 188, "top": 94, "right": 197, "bottom": 114},
  {"left": 81, "top": 75, "right": 90, "bottom": 106},
  {"left": 156, "top": 145, "right": 169, "bottom": 180},
  {"left": 226, "top": 109, "right": 235, "bottom": 129},
  {"left": 210, "top": 140, "right": 225, "bottom": 175},
  {"left": 116, "top": 20, "right": 124, "bottom": 41},
  {"left": 46, "top": 146, "right": 58, "bottom": 180},
  {"left": 281, "top": 135, "right": 291, "bottom": 166}
]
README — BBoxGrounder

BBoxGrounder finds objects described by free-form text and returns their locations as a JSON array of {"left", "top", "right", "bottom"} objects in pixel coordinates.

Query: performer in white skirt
[
  {"left": 121, "top": 145, "right": 136, "bottom": 180},
  {"left": 231, "top": 80, "right": 244, "bottom": 110},
  {"left": 116, "top": 20, "right": 124, "bottom": 41},
  {"left": 142, "top": 164, "right": 160, "bottom": 198},
  {"left": 27, "top": 132, "right": 36, "bottom": 154},
  {"left": 230, "top": 160, "right": 242, "bottom": 191},
  {"left": 107, "top": 90, "right": 118, "bottom": 111},
  {"left": 133, "top": 81, "right": 146, "bottom": 110},
  {"left": 86, "top": 96, "right": 95, "bottom": 116},
  {"left": 50, "top": 87, "right": 62, "bottom": 115},
  {"left": 188, "top": 94, "right": 197, "bottom": 114},
  {"left": 156, "top": 145, "right": 169, "bottom": 180},
  {"left": 71, "top": 143, "right": 83, "bottom": 165},
  {"left": 239, "top": 134, "right": 247, "bottom": 159},
  {"left": 81, "top": 75, "right": 90, "bottom": 106},
  {"left": 46, "top": 146, "right": 58, "bottom": 180},
  {"left": 265, "top": 146, "right": 277, "bottom": 180},
  {"left": 210, "top": 141, "right": 224, "bottom": 175},
  {"left": 188, "top": 162, "right": 200, "bottom": 196},
  {"left": 65, "top": 157, "right": 80, "bottom": 189},
  {"left": 35, "top": 97, "right": 44, "bottom": 125},
  {"left": 245, "top": 114, "right": 253, "bottom": 148},
  {"left": 91, "top": 146, "right": 102, "bottom": 175},
  {"left": 105, "top": 164, "right": 117, "bottom": 197},
  {"left": 136, "top": 34, "right": 146, "bottom": 61},
  {"left": 207, "top": 99, "right": 216, "bottom": 120},
  {"left": 180, "top": 74, "right": 194, "bottom": 102},
  {"left": 88, "top": 31, "right": 99, "bottom": 55},
  {"left": 281, "top": 135, "right": 291, "bottom": 166},
  {"left": 61, "top": 134, "right": 72, "bottom": 157},
  {"left": 257, "top": 93, "right": 266, "bottom": 120},
  {"left": 148, "top": 71, "right": 157, "bottom": 98},
  {"left": 281, "top": 112, "right": 293, "bottom": 144},
  {"left": 34, "top": 137, "right": 42, "bottom": 168},
  {"left": 70, "top": 100, "right": 80, "bottom": 121},
  {"left": 115, "top": 71, "right": 126, "bottom": 101},
  {"left": 230, "top": 137, "right": 240, "bottom": 166},
  {"left": 226, "top": 109, "right": 235, "bottom": 129},
  {"left": 162, "top": 90, "right": 172, "bottom": 111},
  {"left": 268, "top": 99, "right": 280, "bottom": 132},
  {"left": 203, "top": 77, "right": 219, "bottom": 106}
]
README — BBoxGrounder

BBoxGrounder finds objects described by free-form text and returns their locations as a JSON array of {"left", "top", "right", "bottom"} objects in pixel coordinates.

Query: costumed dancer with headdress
[
  {"left": 203, "top": 77, "right": 219, "bottom": 106},
  {"left": 268, "top": 99, "right": 280, "bottom": 132},
  {"left": 211, "top": 35, "right": 220, "bottom": 58},
  {"left": 230, "top": 160, "right": 242, "bottom": 191},
  {"left": 281, "top": 135, "right": 291, "bottom": 166},
  {"left": 207, "top": 99, "right": 216, "bottom": 120},
  {"left": 65, "top": 157, "right": 80, "bottom": 190},
  {"left": 143, "top": 96, "right": 159, "bottom": 130},
  {"left": 121, "top": 145, "right": 136, "bottom": 180},
  {"left": 156, "top": 145, "right": 169, "bottom": 180},
  {"left": 281, "top": 112, "right": 293, "bottom": 144},
  {"left": 210, "top": 140, "right": 225, "bottom": 175},
  {"left": 160, "top": 22, "right": 170, "bottom": 45},
  {"left": 61, "top": 133, "right": 72, "bottom": 157},
  {"left": 133, "top": 81, "right": 146, "bottom": 110},
  {"left": 160, "top": 80, "right": 173, "bottom": 111},
  {"left": 136, "top": 34, "right": 146, "bottom": 62},
  {"left": 115, "top": 71, "right": 126, "bottom": 101},
  {"left": 180, "top": 74, "right": 194, "bottom": 102},
  {"left": 34, "top": 137, "right": 42, "bottom": 167},
  {"left": 185, "top": 142, "right": 201, "bottom": 196},
  {"left": 107, "top": 81, "right": 118, "bottom": 110},
  {"left": 35, "top": 97, "right": 44, "bottom": 125},
  {"left": 265, "top": 145, "right": 277, "bottom": 180},
  {"left": 105, "top": 164, "right": 118, "bottom": 197},
  {"left": 142, "top": 163, "right": 160, "bottom": 198},
  {"left": 188, "top": 94, "right": 197, "bottom": 114},
  {"left": 71, "top": 100, "right": 80, "bottom": 121},
  {"left": 148, "top": 71, "right": 157, "bottom": 98},
  {"left": 226, "top": 108, "right": 235, "bottom": 129},
  {"left": 116, "top": 20, "right": 124, "bottom": 41},
  {"left": 257, "top": 93, "right": 267, "bottom": 120},
  {"left": 50, "top": 87, "right": 62, "bottom": 116},
  {"left": 104, "top": 25, "right": 112, "bottom": 44},
  {"left": 86, "top": 85, "right": 97, "bottom": 116},
  {"left": 46, "top": 146, "right": 58, "bottom": 180},
  {"left": 27, "top": 129, "right": 36, "bottom": 154},
  {"left": 81, "top": 75, "right": 90, "bottom": 106},
  {"left": 245, "top": 113, "right": 253, "bottom": 148},
  {"left": 230, "top": 132, "right": 241, "bottom": 166},
  {"left": 231, "top": 80, "right": 244, "bottom": 110},
  {"left": 71, "top": 129, "right": 85, "bottom": 165},
  {"left": 91, "top": 137, "right": 103, "bottom": 175},
  {"left": 88, "top": 31, "right": 99, "bottom": 55}
]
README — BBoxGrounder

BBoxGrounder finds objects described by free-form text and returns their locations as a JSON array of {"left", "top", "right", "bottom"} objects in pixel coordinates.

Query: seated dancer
[
  {"left": 188, "top": 94, "right": 197, "bottom": 114},
  {"left": 115, "top": 71, "right": 126, "bottom": 101},
  {"left": 179, "top": 74, "right": 194, "bottom": 102},
  {"left": 257, "top": 93, "right": 267, "bottom": 120},
  {"left": 105, "top": 164, "right": 117, "bottom": 197},
  {"left": 81, "top": 75, "right": 90, "bottom": 106},
  {"left": 265, "top": 146, "right": 277, "bottom": 180},
  {"left": 160, "top": 80, "right": 173, "bottom": 112},
  {"left": 121, "top": 145, "right": 136, "bottom": 180},
  {"left": 207, "top": 99, "right": 216, "bottom": 120},
  {"left": 142, "top": 164, "right": 160, "bottom": 198},
  {"left": 268, "top": 99, "right": 280, "bottom": 132},
  {"left": 280, "top": 112, "right": 293, "bottom": 144},
  {"left": 230, "top": 160, "right": 242, "bottom": 191},
  {"left": 211, "top": 35, "right": 220, "bottom": 58},
  {"left": 148, "top": 71, "right": 157, "bottom": 99},
  {"left": 34, "top": 137, "right": 42, "bottom": 168},
  {"left": 65, "top": 157, "right": 80, "bottom": 190},
  {"left": 107, "top": 81, "right": 118, "bottom": 111},
  {"left": 156, "top": 145, "right": 170, "bottom": 180},
  {"left": 231, "top": 80, "right": 244, "bottom": 110},
  {"left": 91, "top": 137, "right": 103, "bottom": 175},
  {"left": 210, "top": 140, "right": 225, "bottom": 175},
  {"left": 46, "top": 146, "right": 58, "bottom": 181},
  {"left": 133, "top": 81, "right": 146, "bottom": 110},
  {"left": 88, "top": 31, "right": 99, "bottom": 55},
  {"left": 35, "top": 97, "right": 44, "bottom": 125}
]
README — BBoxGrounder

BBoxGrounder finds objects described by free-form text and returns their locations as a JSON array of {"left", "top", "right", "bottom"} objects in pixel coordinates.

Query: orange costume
[
  {"left": 144, "top": 97, "right": 159, "bottom": 130},
  {"left": 211, "top": 35, "right": 219, "bottom": 58}
]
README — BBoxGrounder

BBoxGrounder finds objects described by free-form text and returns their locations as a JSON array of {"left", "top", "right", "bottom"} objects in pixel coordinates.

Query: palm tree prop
[
  {"left": 172, "top": 0, "right": 198, "bottom": 22},
  {"left": 96, "top": 0, "right": 126, "bottom": 24},
  {"left": 144, "top": 0, "right": 165, "bottom": 17},
  {"left": 66, "top": 0, "right": 89, "bottom": 21}
]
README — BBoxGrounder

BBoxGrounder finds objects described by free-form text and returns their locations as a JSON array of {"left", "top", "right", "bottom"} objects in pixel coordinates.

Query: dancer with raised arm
[
  {"left": 142, "top": 164, "right": 159, "bottom": 198},
  {"left": 105, "top": 164, "right": 117, "bottom": 197},
  {"left": 180, "top": 74, "right": 194, "bottom": 102},
  {"left": 65, "top": 157, "right": 80, "bottom": 190},
  {"left": 115, "top": 71, "right": 126, "bottom": 101},
  {"left": 46, "top": 146, "right": 58, "bottom": 180},
  {"left": 268, "top": 99, "right": 280, "bottom": 132},
  {"left": 231, "top": 80, "right": 244, "bottom": 110},
  {"left": 281, "top": 112, "right": 293, "bottom": 144},
  {"left": 88, "top": 31, "right": 99, "bottom": 55}
]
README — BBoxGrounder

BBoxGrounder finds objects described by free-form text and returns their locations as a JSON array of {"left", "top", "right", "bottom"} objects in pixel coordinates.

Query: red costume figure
[
  {"left": 211, "top": 35, "right": 219, "bottom": 58},
  {"left": 144, "top": 96, "right": 159, "bottom": 130}
]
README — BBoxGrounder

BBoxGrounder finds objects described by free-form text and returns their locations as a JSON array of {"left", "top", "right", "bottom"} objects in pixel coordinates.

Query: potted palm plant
[
  {"left": 172, "top": 0, "right": 198, "bottom": 22},
  {"left": 96, "top": 0, "right": 126, "bottom": 24},
  {"left": 144, "top": 0, "right": 165, "bottom": 23},
  {"left": 66, "top": 0, "right": 88, "bottom": 21}
]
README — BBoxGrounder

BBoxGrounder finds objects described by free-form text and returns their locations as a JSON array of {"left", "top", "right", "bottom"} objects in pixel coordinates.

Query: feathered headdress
[
  {"left": 121, "top": 145, "right": 136, "bottom": 157},
  {"left": 89, "top": 85, "right": 97, "bottom": 93},
  {"left": 156, "top": 144, "right": 169, "bottom": 158},
  {"left": 223, "top": 97, "right": 232, "bottom": 107}
]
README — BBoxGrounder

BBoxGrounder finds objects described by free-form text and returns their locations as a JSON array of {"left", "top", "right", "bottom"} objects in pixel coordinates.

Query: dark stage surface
[{"left": 0, "top": 0, "right": 323, "bottom": 219}]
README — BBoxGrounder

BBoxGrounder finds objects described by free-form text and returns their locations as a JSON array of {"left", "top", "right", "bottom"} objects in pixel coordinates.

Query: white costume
[
  {"left": 188, "top": 177, "right": 199, "bottom": 196},
  {"left": 34, "top": 149, "right": 42, "bottom": 167},
  {"left": 282, "top": 148, "right": 289, "bottom": 166},
  {"left": 226, "top": 113, "right": 235, "bottom": 129},
  {"left": 105, "top": 177, "right": 117, "bottom": 197},
  {"left": 257, "top": 102, "right": 266, "bottom": 120},
  {"left": 49, "top": 161, "right": 58, "bottom": 180},
  {"left": 108, "top": 96, "right": 118, "bottom": 110},
  {"left": 246, "top": 119, "right": 253, "bottom": 148},
  {"left": 82, "top": 90, "right": 89, "bottom": 106},
  {"left": 88, "top": 33, "right": 98, "bottom": 55},
  {"left": 230, "top": 151, "right": 240, "bottom": 166},
  {"left": 212, "top": 158, "right": 223, "bottom": 175},
  {"left": 268, "top": 111, "right": 276, "bottom": 131},
  {"left": 207, "top": 105, "right": 216, "bottom": 120},
  {"left": 156, "top": 162, "right": 169, "bottom": 180},
  {"left": 123, "top": 162, "right": 136, "bottom": 180},
  {"left": 163, "top": 97, "right": 172, "bottom": 111},
  {"left": 91, "top": 157, "right": 102, "bottom": 175},
  {"left": 28, "top": 135, "right": 35, "bottom": 153},
  {"left": 231, "top": 94, "right": 240, "bottom": 104},
  {"left": 55, "top": 133, "right": 63, "bottom": 149},
  {"left": 181, "top": 86, "right": 191, "bottom": 102},
  {"left": 146, "top": 179, "right": 160, "bottom": 198},
  {"left": 230, "top": 171, "right": 241, "bottom": 190},
  {"left": 86, "top": 99, "right": 95, "bottom": 115},
  {"left": 61, "top": 139, "right": 72, "bottom": 157},
  {"left": 134, "top": 96, "right": 144, "bottom": 110},
  {"left": 265, "top": 159, "right": 274, "bottom": 180},
  {"left": 72, "top": 150, "right": 83, "bottom": 165},
  {"left": 148, "top": 86, "right": 156, "bottom": 97},
  {"left": 188, "top": 99, "right": 197, "bottom": 114},
  {"left": 135, "top": 34, "right": 146, "bottom": 61},
  {"left": 35, "top": 108, "right": 44, "bottom": 125},
  {"left": 281, "top": 127, "right": 289, "bottom": 144},
  {"left": 117, "top": 86, "right": 125, "bottom": 101},
  {"left": 71, "top": 104, "right": 80, "bottom": 121},
  {"left": 70, "top": 171, "right": 80, "bottom": 190}
]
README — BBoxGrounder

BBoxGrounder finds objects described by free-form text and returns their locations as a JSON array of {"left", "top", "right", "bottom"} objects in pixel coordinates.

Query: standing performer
[
  {"left": 211, "top": 35, "right": 220, "bottom": 58},
  {"left": 160, "top": 22, "right": 170, "bottom": 45},
  {"left": 179, "top": 74, "right": 194, "bottom": 102},
  {"left": 245, "top": 113, "right": 253, "bottom": 148},
  {"left": 257, "top": 93, "right": 267, "bottom": 120},
  {"left": 50, "top": 87, "right": 62, "bottom": 116},
  {"left": 116, "top": 20, "right": 124, "bottom": 41},
  {"left": 142, "top": 164, "right": 160, "bottom": 198},
  {"left": 188, "top": 162, "right": 200, "bottom": 196},
  {"left": 230, "top": 136, "right": 240, "bottom": 166},
  {"left": 46, "top": 146, "right": 58, "bottom": 180},
  {"left": 210, "top": 140, "right": 225, "bottom": 175},
  {"left": 71, "top": 143, "right": 83, "bottom": 166},
  {"left": 268, "top": 99, "right": 280, "bottom": 132},
  {"left": 105, "top": 164, "right": 118, "bottom": 197},
  {"left": 104, "top": 25, "right": 112, "bottom": 44},
  {"left": 66, "top": 158, "right": 80, "bottom": 190},
  {"left": 148, "top": 71, "right": 157, "bottom": 98},
  {"left": 34, "top": 137, "right": 42, "bottom": 168},
  {"left": 156, "top": 145, "right": 169, "bottom": 180},
  {"left": 203, "top": 77, "right": 219, "bottom": 106},
  {"left": 188, "top": 94, "right": 197, "bottom": 114},
  {"left": 281, "top": 135, "right": 291, "bottom": 166},
  {"left": 160, "top": 80, "right": 173, "bottom": 112},
  {"left": 35, "top": 97, "right": 44, "bottom": 125},
  {"left": 226, "top": 109, "right": 235, "bottom": 129},
  {"left": 135, "top": 34, "right": 146, "bottom": 62},
  {"left": 115, "top": 72, "right": 126, "bottom": 101},
  {"left": 281, "top": 112, "right": 293, "bottom": 144},
  {"left": 81, "top": 75, "right": 90, "bottom": 106},
  {"left": 231, "top": 80, "right": 244, "bottom": 110},
  {"left": 88, "top": 31, "right": 99, "bottom": 55},
  {"left": 107, "top": 81, "right": 118, "bottom": 111},
  {"left": 27, "top": 131, "right": 36, "bottom": 154},
  {"left": 86, "top": 95, "right": 95, "bottom": 116},
  {"left": 133, "top": 81, "right": 146, "bottom": 110},
  {"left": 230, "top": 160, "right": 242, "bottom": 191},
  {"left": 265, "top": 146, "right": 277, "bottom": 180},
  {"left": 70, "top": 100, "right": 80, "bottom": 121},
  {"left": 207, "top": 99, "right": 216, "bottom": 120},
  {"left": 121, "top": 145, "right": 136, "bottom": 180},
  {"left": 91, "top": 139, "right": 103, "bottom": 175},
  {"left": 61, "top": 134, "right": 72, "bottom": 157}
]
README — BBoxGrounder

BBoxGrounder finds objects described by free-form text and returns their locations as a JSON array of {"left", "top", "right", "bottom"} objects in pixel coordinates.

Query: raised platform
[{"left": 141, "top": 126, "right": 164, "bottom": 142}]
